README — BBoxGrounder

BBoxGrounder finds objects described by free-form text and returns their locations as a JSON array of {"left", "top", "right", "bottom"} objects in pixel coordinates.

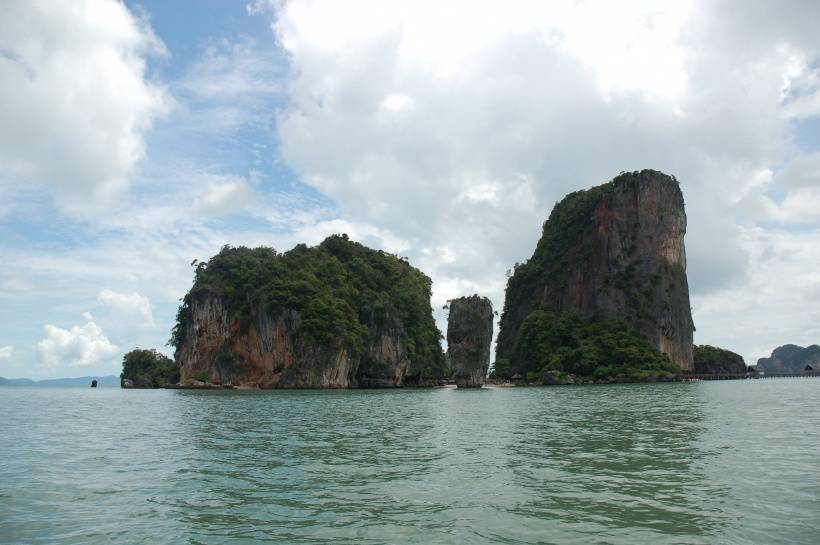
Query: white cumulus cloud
[
  {"left": 0, "top": 0, "right": 169, "bottom": 212},
  {"left": 268, "top": 0, "right": 820, "bottom": 362},
  {"left": 37, "top": 312, "right": 119, "bottom": 368},
  {"left": 0, "top": 345, "right": 14, "bottom": 361},
  {"left": 193, "top": 174, "right": 255, "bottom": 216},
  {"left": 97, "top": 288, "right": 156, "bottom": 328}
]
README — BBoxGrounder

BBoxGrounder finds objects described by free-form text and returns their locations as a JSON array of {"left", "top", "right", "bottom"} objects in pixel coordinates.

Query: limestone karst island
[
  {"left": 121, "top": 170, "right": 753, "bottom": 389},
  {"left": 8, "top": 4, "right": 820, "bottom": 545}
]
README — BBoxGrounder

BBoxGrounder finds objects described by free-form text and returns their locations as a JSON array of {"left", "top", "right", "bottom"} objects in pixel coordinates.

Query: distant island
[
  {"left": 119, "top": 170, "right": 781, "bottom": 389},
  {"left": 0, "top": 375, "right": 119, "bottom": 387},
  {"left": 757, "top": 344, "right": 820, "bottom": 373}
]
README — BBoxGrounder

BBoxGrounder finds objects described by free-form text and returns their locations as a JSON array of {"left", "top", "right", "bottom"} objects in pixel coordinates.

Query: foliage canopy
[
  {"left": 693, "top": 345, "right": 746, "bottom": 374},
  {"left": 121, "top": 349, "right": 179, "bottom": 387},
  {"left": 171, "top": 235, "right": 445, "bottom": 377},
  {"left": 492, "top": 310, "right": 677, "bottom": 382}
]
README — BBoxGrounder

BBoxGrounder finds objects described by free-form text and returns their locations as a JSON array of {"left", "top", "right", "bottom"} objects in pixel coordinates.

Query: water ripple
[{"left": 1, "top": 381, "right": 818, "bottom": 544}]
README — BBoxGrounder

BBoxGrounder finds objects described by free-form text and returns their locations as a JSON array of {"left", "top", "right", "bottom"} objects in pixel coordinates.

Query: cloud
[
  {"left": 776, "top": 153, "right": 820, "bottom": 189},
  {"left": 170, "top": 37, "right": 285, "bottom": 139},
  {"left": 267, "top": 0, "right": 820, "bottom": 362},
  {"left": 0, "top": 0, "right": 168, "bottom": 212},
  {"left": 0, "top": 277, "right": 33, "bottom": 294},
  {"left": 0, "top": 345, "right": 13, "bottom": 361},
  {"left": 37, "top": 312, "right": 119, "bottom": 368},
  {"left": 5, "top": 0, "right": 820, "bottom": 375},
  {"left": 0, "top": 168, "right": 343, "bottom": 378},
  {"left": 193, "top": 174, "right": 255, "bottom": 216},
  {"left": 693, "top": 225, "right": 820, "bottom": 362},
  {"left": 97, "top": 288, "right": 156, "bottom": 328},
  {"left": 179, "top": 38, "right": 283, "bottom": 102}
]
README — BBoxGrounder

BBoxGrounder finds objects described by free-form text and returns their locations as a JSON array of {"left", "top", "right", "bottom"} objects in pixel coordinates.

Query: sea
[{"left": 1, "top": 379, "right": 818, "bottom": 545}]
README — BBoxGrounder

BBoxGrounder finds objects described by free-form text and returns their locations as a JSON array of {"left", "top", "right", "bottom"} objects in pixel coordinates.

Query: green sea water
[{"left": 1, "top": 380, "right": 818, "bottom": 545}]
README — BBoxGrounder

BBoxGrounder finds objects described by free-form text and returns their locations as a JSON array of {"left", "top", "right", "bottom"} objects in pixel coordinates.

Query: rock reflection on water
[
  {"left": 163, "top": 386, "right": 732, "bottom": 544},
  {"left": 503, "top": 384, "right": 728, "bottom": 543},
  {"left": 0, "top": 381, "right": 818, "bottom": 545}
]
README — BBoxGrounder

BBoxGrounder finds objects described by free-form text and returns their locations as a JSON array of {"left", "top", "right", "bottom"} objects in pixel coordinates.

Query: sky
[{"left": 2, "top": 0, "right": 820, "bottom": 379}]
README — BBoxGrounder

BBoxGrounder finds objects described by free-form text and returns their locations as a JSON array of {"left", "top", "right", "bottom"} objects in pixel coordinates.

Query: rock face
[
  {"left": 497, "top": 170, "right": 695, "bottom": 371},
  {"left": 172, "top": 236, "right": 446, "bottom": 388},
  {"left": 446, "top": 295, "right": 493, "bottom": 387},
  {"left": 175, "top": 293, "right": 415, "bottom": 388},
  {"left": 693, "top": 345, "right": 746, "bottom": 374},
  {"left": 757, "top": 344, "right": 820, "bottom": 373}
]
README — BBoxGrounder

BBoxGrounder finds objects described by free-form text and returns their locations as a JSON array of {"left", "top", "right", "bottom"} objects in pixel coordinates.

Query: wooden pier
[{"left": 683, "top": 371, "right": 820, "bottom": 381}]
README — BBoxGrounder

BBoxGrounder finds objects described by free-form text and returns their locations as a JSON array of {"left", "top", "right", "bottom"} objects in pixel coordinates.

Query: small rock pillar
[{"left": 447, "top": 295, "right": 493, "bottom": 387}]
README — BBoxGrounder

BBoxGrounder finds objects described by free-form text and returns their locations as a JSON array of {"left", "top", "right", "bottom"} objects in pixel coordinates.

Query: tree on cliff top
[{"left": 170, "top": 234, "right": 446, "bottom": 378}]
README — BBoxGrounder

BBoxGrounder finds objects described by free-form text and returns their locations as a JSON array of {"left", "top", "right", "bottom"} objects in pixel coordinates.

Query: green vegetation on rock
[
  {"left": 693, "top": 345, "right": 746, "bottom": 374},
  {"left": 171, "top": 234, "right": 445, "bottom": 378},
  {"left": 496, "top": 169, "right": 693, "bottom": 379},
  {"left": 497, "top": 181, "right": 617, "bottom": 354},
  {"left": 121, "top": 349, "right": 179, "bottom": 388},
  {"left": 492, "top": 311, "right": 677, "bottom": 383},
  {"left": 498, "top": 171, "right": 676, "bottom": 359}
]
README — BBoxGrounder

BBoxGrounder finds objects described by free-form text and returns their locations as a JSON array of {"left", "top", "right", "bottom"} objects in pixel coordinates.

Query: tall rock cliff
[
  {"left": 446, "top": 295, "right": 494, "bottom": 387},
  {"left": 497, "top": 170, "right": 695, "bottom": 373},
  {"left": 172, "top": 235, "right": 446, "bottom": 388}
]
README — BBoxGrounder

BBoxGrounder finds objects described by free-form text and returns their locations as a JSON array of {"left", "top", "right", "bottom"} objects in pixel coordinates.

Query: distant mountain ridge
[
  {"left": 0, "top": 375, "right": 120, "bottom": 387},
  {"left": 757, "top": 345, "right": 820, "bottom": 373}
]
